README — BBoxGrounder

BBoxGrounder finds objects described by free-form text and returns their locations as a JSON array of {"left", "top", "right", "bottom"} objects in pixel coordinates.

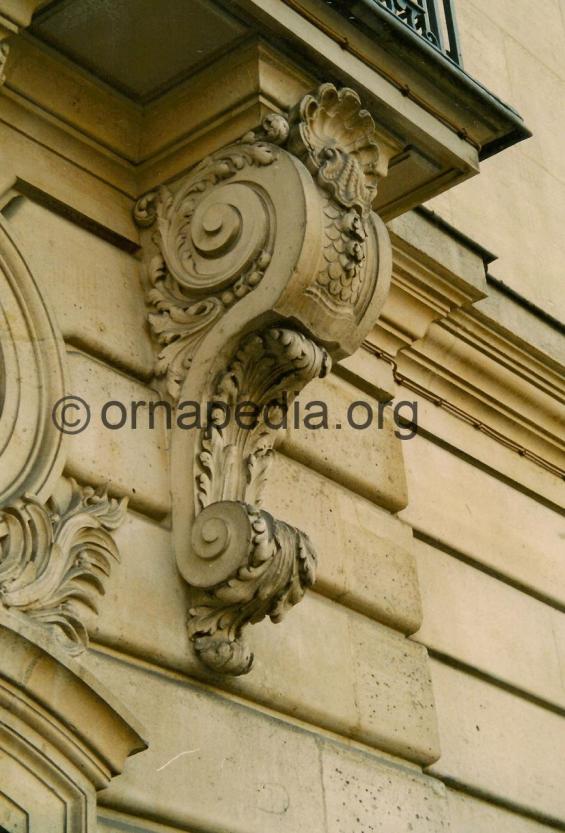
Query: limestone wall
[
  {"left": 6, "top": 164, "right": 564, "bottom": 832},
  {"left": 0, "top": 1, "right": 563, "bottom": 831},
  {"left": 417, "top": 2, "right": 565, "bottom": 828},
  {"left": 6, "top": 197, "right": 449, "bottom": 831},
  {"left": 428, "top": 0, "right": 565, "bottom": 324}
]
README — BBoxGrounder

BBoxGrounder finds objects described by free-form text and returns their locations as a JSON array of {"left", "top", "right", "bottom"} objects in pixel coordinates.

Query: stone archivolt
[
  {"left": 136, "top": 83, "right": 393, "bottom": 675},
  {"left": 0, "top": 216, "right": 127, "bottom": 654}
]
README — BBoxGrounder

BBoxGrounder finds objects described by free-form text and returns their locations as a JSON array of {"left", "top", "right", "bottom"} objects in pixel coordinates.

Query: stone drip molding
[
  {"left": 135, "top": 83, "right": 394, "bottom": 675},
  {"left": 0, "top": 216, "right": 127, "bottom": 654}
]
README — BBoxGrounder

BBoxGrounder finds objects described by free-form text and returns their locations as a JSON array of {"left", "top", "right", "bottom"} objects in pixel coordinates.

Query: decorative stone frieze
[{"left": 136, "top": 83, "right": 393, "bottom": 675}]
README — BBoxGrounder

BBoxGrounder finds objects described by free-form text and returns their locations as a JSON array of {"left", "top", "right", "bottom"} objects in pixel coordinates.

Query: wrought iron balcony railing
[{"left": 325, "top": 0, "right": 463, "bottom": 65}]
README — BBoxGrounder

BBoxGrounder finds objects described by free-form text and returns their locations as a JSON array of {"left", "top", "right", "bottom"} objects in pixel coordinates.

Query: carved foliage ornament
[
  {"left": 135, "top": 83, "right": 392, "bottom": 675},
  {"left": 135, "top": 139, "right": 280, "bottom": 399},
  {"left": 0, "top": 477, "right": 127, "bottom": 654},
  {"left": 0, "top": 215, "right": 126, "bottom": 652}
]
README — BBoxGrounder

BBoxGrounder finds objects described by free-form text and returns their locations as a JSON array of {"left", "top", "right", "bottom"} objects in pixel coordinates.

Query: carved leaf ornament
[
  {"left": 135, "top": 83, "right": 393, "bottom": 674},
  {"left": 0, "top": 478, "right": 126, "bottom": 653},
  {"left": 0, "top": 217, "right": 127, "bottom": 652}
]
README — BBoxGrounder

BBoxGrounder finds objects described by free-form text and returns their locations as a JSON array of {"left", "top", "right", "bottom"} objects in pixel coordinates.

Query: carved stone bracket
[{"left": 135, "top": 83, "right": 393, "bottom": 675}]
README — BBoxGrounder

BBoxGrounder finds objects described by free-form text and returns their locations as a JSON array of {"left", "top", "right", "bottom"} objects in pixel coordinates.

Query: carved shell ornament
[
  {"left": 287, "top": 83, "right": 381, "bottom": 216},
  {"left": 134, "top": 83, "right": 392, "bottom": 675},
  {"left": 135, "top": 83, "right": 387, "bottom": 397}
]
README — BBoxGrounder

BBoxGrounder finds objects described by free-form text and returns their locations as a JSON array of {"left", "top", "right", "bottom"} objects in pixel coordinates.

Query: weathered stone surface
[
  {"left": 428, "top": 0, "right": 565, "bottom": 323},
  {"left": 98, "top": 810, "right": 190, "bottom": 833},
  {"left": 240, "top": 598, "right": 439, "bottom": 764},
  {"left": 66, "top": 350, "right": 169, "bottom": 517},
  {"left": 92, "top": 511, "right": 190, "bottom": 667},
  {"left": 448, "top": 790, "right": 557, "bottom": 833},
  {"left": 87, "top": 649, "right": 447, "bottom": 833},
  {"left": 7, "top": 199, "right": 154, "bottom": 378},
  {"left": 94, "top": 511, "right": 437, "bottom": 764},
  {"left": 336, "top": 347, "right": 395, "bottom": 402},
  {"left": 280, "top": 374, "right": 408, "bottom": 513},
  {"left": 90, "top": 649, "right": 327, "bottom": 833},
  {"left": 0, "top": 118, "right": 137, "bottom": 239},
  {"left": 398, "top": 391, "right": 564, "bottom": 512},
  {"left": 0, "top": 609, "right": 146, "bottom": 832},
  {"left": 349, "top": 614, "right": 439, "bottom": 763},
  {"left": 321, "top": 744, "right": 450, "bottom": 833},
  {"left": 429, "top": 659, "right": 565, "bottom": 823},
  {"left": 400, "top": 433, "right": 565, "bottom": 607},
  {"left": 414, "top": 538, "right": 565, "bottom": 711},
  {"left": 265, "top": 453, "right": 422, "bottom": 633}
]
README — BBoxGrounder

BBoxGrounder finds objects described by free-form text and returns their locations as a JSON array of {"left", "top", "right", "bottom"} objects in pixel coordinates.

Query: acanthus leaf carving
[
  {"left": 188, "top": 502, "right": 316, "bottom": 676},
  {"left": 184, "top": 327, "right": 330, "bottom": 675},
  {"left": 0, "top": 217, "right": 127, "bottom": 657},
  {"left": 136, "top": 83, "right": 393, "bottom": 675},
  {"left": 0, "top": 477, "right": 127, "bottom": 654},
  {"left": 196, "top": 327, "right": 331, "bottom": 511},
  {"left": 137, "top": 138, "right": 283, "bottom": 398}
]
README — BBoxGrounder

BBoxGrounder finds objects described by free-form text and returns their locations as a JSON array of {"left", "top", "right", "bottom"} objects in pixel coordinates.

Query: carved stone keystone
[{"left": 136, "top": 83, "right": 393, "bottom": 675}]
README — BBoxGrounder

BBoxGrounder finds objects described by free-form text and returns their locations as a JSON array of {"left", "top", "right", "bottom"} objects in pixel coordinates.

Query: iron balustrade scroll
[{"left": 326, "top": 0, "right": 463, "bottom": 65}]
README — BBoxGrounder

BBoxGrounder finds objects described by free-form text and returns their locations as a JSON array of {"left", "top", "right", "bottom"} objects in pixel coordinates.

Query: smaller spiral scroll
[
  {"left": 187, "top": 501, "right": 316, "bottom": 676},
  {"left": 189, "top": 501, "right": 255, "bottom": 587}
]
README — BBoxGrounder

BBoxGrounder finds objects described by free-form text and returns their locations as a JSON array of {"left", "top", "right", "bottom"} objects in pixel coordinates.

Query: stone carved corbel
[{"left": 136, "top": 84, "right": 394, "bottom": 675}]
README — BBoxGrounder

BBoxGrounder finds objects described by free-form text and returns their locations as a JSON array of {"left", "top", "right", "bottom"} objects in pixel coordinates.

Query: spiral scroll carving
[
  {"left": 179, "top": 327, "right": 329, "bottom": 675},
  {"left": 187, "top": 501, "right": 316, "bottom": 676},
  {"left": 137, "top": 83, "right": 394, "bottom": 676},
  {"left": 135, "top": 137, "right": 284, "bottom": 399}
]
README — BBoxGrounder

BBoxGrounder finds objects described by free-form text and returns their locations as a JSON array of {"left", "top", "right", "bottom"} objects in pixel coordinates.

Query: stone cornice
[
  {"left": 365, "top": 212, "right": 565, "bottom": 482},
  {"left": 0, "top": 31, "right": 483, "bottom": 217},
  {"left": 233, "top": 0, "right": 530, "bottom": 159},
  {"left": 400, "top": 310, "right": 565, "bottom": 468}
]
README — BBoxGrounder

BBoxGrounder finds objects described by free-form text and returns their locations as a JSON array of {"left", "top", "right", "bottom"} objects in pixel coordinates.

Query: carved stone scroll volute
[{"left": 136, "top": 83, "right": 394, "bottom": 675}]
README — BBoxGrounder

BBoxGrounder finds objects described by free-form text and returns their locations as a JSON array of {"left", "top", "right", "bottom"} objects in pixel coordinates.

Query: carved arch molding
[
  {"left": 136, "top": 83, "right": 394, "bottom": 675},
  {"left": 0, "top": 215, "right": 127, "bottom": 655},
  {"left": 0, "top": 214, "right": 146, "bottom": 833}
]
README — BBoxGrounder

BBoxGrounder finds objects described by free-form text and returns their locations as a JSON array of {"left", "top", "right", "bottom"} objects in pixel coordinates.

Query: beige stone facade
[{"left": 0, "top": 1, "right": 563, "bottom": 831}]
